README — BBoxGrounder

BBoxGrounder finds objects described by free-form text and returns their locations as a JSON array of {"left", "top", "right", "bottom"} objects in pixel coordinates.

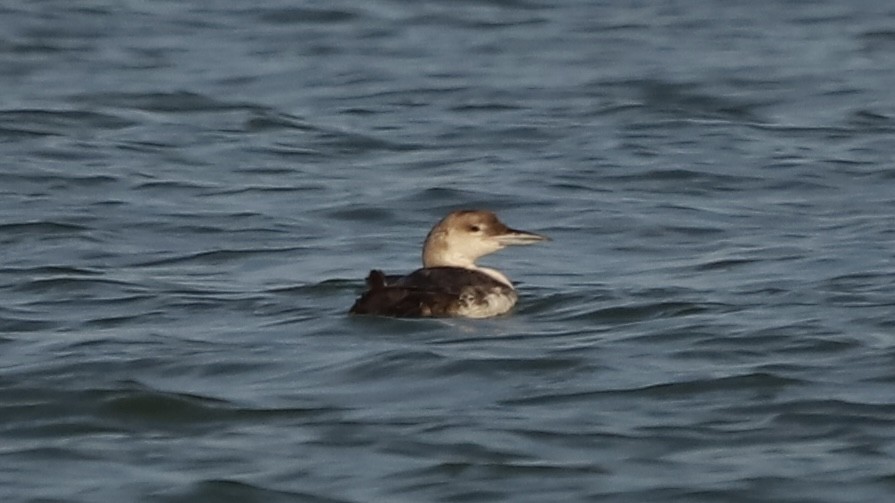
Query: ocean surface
[{"left": 2, "top": 0, "right": 895, "bottom": 501}]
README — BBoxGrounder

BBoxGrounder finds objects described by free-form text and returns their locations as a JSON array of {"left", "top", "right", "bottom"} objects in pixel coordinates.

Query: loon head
[{"left": 422, "top": 210, "right": 548, "bottom": 269}]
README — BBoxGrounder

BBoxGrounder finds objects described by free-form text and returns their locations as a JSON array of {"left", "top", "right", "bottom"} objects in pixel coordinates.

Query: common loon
[{"left": 349, "top": 210, "right": 548, "bottom": 318}]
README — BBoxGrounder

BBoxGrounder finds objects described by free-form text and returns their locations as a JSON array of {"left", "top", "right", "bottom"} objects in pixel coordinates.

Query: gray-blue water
[{"left": 2, "top": 1, "right": 895, "bottom": 501}]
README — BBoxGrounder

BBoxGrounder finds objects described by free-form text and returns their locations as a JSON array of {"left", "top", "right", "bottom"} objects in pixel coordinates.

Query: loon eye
[{"left": 469, "top": 225, "right": 481, "bottom": 232}]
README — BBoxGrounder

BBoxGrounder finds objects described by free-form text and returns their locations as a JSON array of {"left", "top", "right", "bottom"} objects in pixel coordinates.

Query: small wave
[
  {"left": 0, "top": 315, "right": 58, "bottom": 332},
  {"left": 502, "top": 372, "right": 802, "bottom": 406},
  {"left": 72, "top": 91, "right": 263, "bottom": 114},
  {"left": 132, "top": 179, "right": 218, "bottom": 192},
  {"left": 135, "top": 247, "right": 304, "bottom": 267},
  {"left": 255, "top": 7, "right": 359, "bottom": 25},
  {"left": 341, "top": 349, "right": 448, "bottom": 380},
  {"left": 99, "top": 389, "right": 233, "bottom": 424},
  {"left": 160, "top": 479, "right": 352, "bottom": 503},
  {"left": 13, "top": 276, "right": 142, "bottom": 295},
  {"left": 547, "top": 300, "right": 710, "bottom": 324},
  {"left": 0, "top": 221, "right": 91, "bottom": 235},
  {"left": 599, "top": 78, "right": 769, "bottom": 122},
  {"left": 0, "top": 108, "right": 136, "bottom": 133},
  {"left": 96, "top": 383, "right": 345, "bottom": 428},
  {"left": 437, "top": 355, "right": 589, "bottom": 376}
]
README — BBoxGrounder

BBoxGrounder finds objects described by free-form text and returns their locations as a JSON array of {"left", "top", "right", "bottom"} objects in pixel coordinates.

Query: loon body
[{"left": 349, "top": 210, "right": 547, "bottom": 318}]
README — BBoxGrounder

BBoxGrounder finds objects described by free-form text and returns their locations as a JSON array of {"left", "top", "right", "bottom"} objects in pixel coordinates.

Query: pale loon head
[{"left": 421, "top": 210, "right": 547, "bottom": 279}]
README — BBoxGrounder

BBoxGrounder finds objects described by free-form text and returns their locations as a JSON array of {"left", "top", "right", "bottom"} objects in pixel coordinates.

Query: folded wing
[{"left": 349, "top": 267, "right": 514, "bottom": 318}]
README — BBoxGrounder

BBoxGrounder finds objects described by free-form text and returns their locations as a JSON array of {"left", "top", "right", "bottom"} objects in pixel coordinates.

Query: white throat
[
  {"left": 422, "top": 248, "right": 513, "bottom": 288},
  {"left": 474, "top": 266, "right": 513, "bottom": 288}
]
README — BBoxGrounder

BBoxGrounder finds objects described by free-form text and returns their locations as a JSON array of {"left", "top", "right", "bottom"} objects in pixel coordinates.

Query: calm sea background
[{"left": 2, "top": 0, "right": 895, "bottom": 501}]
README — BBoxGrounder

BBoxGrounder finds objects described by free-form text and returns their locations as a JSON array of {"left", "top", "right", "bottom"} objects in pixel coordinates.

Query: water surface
[{"left": 2, "top": 1, "right": 895, "bottom": 501}]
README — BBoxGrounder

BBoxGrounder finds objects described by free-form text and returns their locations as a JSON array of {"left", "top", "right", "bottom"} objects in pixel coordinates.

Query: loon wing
[{"left": 349, "top": 267, "right": 510, "bottom": 318}]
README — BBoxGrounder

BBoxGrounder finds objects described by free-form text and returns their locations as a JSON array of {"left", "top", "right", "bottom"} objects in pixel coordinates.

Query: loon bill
[{"left": 349, "top": 210, "right": 548, "bottom": 318}]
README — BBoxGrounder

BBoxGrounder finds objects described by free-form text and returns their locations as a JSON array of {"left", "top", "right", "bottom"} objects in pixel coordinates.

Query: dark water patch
[
  {"left": 748, "top": 122, "right": 853, "bottom": 138},
  {"left": 0, "top": 384, "right": 129, "bottom": 437},
  {"left": 437, "top": 355, "right": 589, "bottom": 377},
  {"left": 605, "top": 79, "right": 768, "bottom": 122},
  {"left": 345, "top": 315, "right": 458, "bottom": 337},
  {"left": 340, "top": 106, "right": 380, "bottom": 116},
  {"left": 393, "top": 485, "right": 505, "bottom": 503},
  {"left": 502, "top": 427, "right": 640, "bottom": 453},
  {"left": 0, "top": 445, "right": 99, "bottom": 463},
  {"left": 846, "top": 109, "right": 895, "bottom": 132},
  {"left": 1, "top": 178, "right": 119, "bottom": 204},
  {"left": 242, "top": 111, "right": 319, "bottom": 133},
  {"left": 90, "top": 382, "right": 345, "bottom": 430},
  {"left": 0, "top": 125, "right": 57, "bottom": 139},
  {"left": 332, "top": 85, "right": 467, "bottom": 104},
  {"left": 315, "top": 128, "right": 420, "bottom": 154},
  {"left": 544, "top": 178, "right": 616, "bottom": 196},
  {"left": 0, "top": 265, "right": 103, "bottom": 276},
  {"left": 722, "top": 399, "right": 895, "bottom": 436},
  {"left": 317, "top": 206, "right": 397, "bottom": 223},
  {"left": 822, "top": 271, "right": 895, "bottom": 294},
  {"left": 859, "top": 29, "right": 895, "bottom": 42},
  {"left": 725, "top": 395, "right": 895, "bottom": 414},
  {"left": 80, "top": 311, "right": 163, "bottom": 329},
  {"left": 696, "top": 333, "right": 864, "bottom": 358},
  {"left": 133, "top": 247, "right": 306, "bottom": 268},
  {"left": 694, "top": 257, "right": 759, "bottom": 271},
  {"left": 623, "top": 372, "right": 802, "bottom": 398},
  {"left": 503, "top": 372, "right": 801, "bottom": 407},
  {"left": 231, "top": 166, "right": 304, "bottom": 176},
  {"left": 573, "top": 301, "right": 710, "bottom": 324},
  {"left": 248, "top": 144, "right": 327, "bottom": 159},
  {"left": 408, "top": 7, "right": 547, "bottom": 31},
  {"left": 132, "top": 179, "right": 218, "bottom": 192},
  {"left": 113, "top": 138, "right": 208, "bottom": 156},
  {"left": 12, "top": 276, "right": 143, "bottom": 295},
  {"left": 144, "top": 222, "right": 291, "bottom": 236},
  {"left": 99, "top": 389, "right": 236, "bottom": 425},
  {"left": 605, "top": 167, "right": 760, "bottom": 187},
  {"left": 392, "top": 188, "right": 552, "bottom": 216},
  {"left": 380, "top": 436, "right": 531, "bottom": 466},
  {"left": 32, "top": 144, "right": 111, "bottom": 162},
  {"left": 154, "top": 478, "right": 352, "bottom": 503},
  {"left": 660, "top": 224, "right": 728, "bottom": 237},
  {"left": 397, "top": 459, "right": 608, "bottom": 483},
  {"left": 521, "top": 290, "right": 611, "bottom": 318},
  {"left": 758, "top": 173, "right": 837, "bottom": 192},
  {"left": 205, "top": 185, "right": 312, "bottom": 197},
  {"left": 0, "top": 220, "right": 92, "bottom": 239},
  {"left": 0, "top": 38, "right": 68, "bottom": 56},
  {"left": 449, "top": 101, "right": 524, "bottom": 112},
  {"left": 255, "top": 6, "right": 360, "bottom": 25},
  {"left": 872, "top": 472, "right": 895, "bottom": 486},
  {"left": 159, "top": 294, "right": 269, "bottom": 316},
  {"left": 342, "top": 349, "right": 448, "bottom": 380},
  {"left": 72, "top": 91, "right": 263, "bottom": 114},
  {"left": 0, "top": 315, "right": 58, "bottom": 332},
  {"left": 0, "top": 109, "right": 135, "bottom": 132},
  {"left": 859, "top": 29, "right": 895, "bottom": 57},
  {"left": 400, "top": 187, "right": 482, "bottom": 207},
  {"left": 269, "top": 279, "right": 359, "bottom": 296}
]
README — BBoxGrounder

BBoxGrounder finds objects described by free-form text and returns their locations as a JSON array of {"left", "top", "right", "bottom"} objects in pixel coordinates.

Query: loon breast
[{"left": 349, "top": 267, "right": 517, "bottom": 318}]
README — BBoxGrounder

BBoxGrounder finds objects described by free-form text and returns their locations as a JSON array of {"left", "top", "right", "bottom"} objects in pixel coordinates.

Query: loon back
[{"left": 349, "top": 267, "right": 518, "bottom": 318}]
